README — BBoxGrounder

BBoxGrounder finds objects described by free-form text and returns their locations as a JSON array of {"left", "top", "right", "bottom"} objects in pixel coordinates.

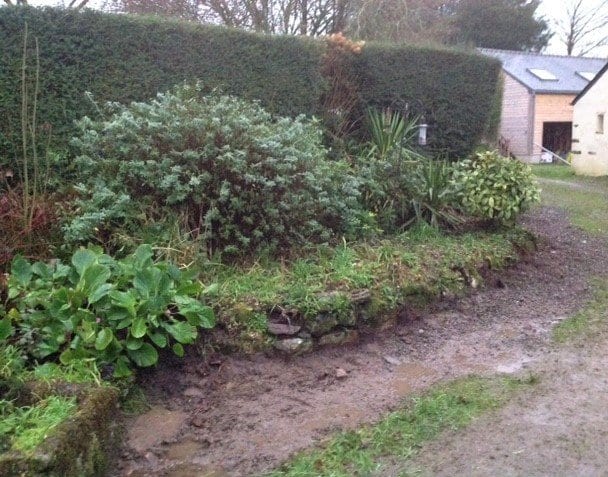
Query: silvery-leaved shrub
[
  {"left": 66, "top": 83, "right": 362, "bottom": 257},
  {"left": 451, "top": 151, "right": 540, "bottom": 224}
]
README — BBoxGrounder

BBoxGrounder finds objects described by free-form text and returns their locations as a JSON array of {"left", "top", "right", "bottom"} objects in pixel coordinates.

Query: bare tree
[
  {"left": 554, "top": 0, "right": 608, "bottom": 56},
  {"left": 348, "top": 0, "right": 454, "bottom": 44},
  {"left": 2, "top": 0, "right": 91, "bottom": 8},
  {"left": 106, "top": 0, "right": 352, "bottom": 35}
]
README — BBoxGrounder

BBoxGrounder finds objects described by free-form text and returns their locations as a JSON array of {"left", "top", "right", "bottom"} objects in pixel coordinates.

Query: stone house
[
  {"left": 571, "top": 62, "right": 608, "bottom": 175},
  {"left": 480, "top": 48, "right": 605, "bottom": 163}
]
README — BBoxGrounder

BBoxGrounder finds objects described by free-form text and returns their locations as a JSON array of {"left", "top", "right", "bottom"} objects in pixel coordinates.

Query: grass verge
[
  {"left": 203, "top": 225, "right": 534, "bottom": 350},
  {"left": 553, "top": 277, "right": 608, "bottom": 344},
  {"left": 265, "top": 375, "right": 536, "bottom": 477},
  {"left": 531, "top": 165, "right": 608, "bottom": 235},
  {"left": 529, "top": 164, "right": 574, "bottom": 180},
  {"left": 0, "top": 396, "right": 78, "bottom": 453}
]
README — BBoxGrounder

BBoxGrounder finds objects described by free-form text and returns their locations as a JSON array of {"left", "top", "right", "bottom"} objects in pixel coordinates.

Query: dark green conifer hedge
[{"left": 0, "top": 6, "right": 501, "bottom": 164}]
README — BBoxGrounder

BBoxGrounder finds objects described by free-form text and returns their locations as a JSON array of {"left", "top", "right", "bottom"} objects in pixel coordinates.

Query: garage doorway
[{"left": 542, "top": 122, "right": 572, "bottom": 157}]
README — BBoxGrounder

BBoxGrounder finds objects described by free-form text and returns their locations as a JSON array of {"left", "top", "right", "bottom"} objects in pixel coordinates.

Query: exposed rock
[
  {"left": 267, "top": 322, "right": 301, "bottom": 336},
  {"left": 144, "top": 452, "right": 159, "bottom": 467},
  {"left": 335, "top": 368, "right": 348, "bottom": 379},
  {"left": 383, "top": 355, "right": 401, "bottom": 366},
  {"left": 273, "top": 338, "right": 313, "bottom": 355},
  {"left": 350, "top": 289, "right": 372, "bottom": 304},
  {"left": 183, "top": 387, "right": 205, "bottom": 399},
  {"left": 191, "top": 413, "right": 206, "bottom": 428},
  {"left": 337, "top": 310, "right": 357, "bottom": 327},
  {"left": 307, "top": 312, "right": 339, "bottom": 336},
  {"left": 318, "top": 330, "right": 360, "bottom": 347}
]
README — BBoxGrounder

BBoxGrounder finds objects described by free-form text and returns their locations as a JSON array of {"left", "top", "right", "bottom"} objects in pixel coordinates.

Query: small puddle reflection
[
  {"left": 165, "top": 439, "right": 202, "bottom": 461},
  {"left": 391, "top": 362, "right": 437, "bottom": 395},
  {"left": 495, "top": 357, "right": 533, "bottom": 374}
]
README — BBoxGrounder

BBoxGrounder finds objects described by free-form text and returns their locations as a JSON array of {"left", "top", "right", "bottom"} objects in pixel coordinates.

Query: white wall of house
[
  {"left": 572, "top": 75, "right": 608, "bottom": 176},
  {"left": 499, "top": 72, "right": 533, "bottom": 160}
]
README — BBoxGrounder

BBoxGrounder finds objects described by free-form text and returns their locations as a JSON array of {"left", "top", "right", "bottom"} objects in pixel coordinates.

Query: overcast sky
[{"left": 23, "top": 0, "right": 608, "bottom": 57}]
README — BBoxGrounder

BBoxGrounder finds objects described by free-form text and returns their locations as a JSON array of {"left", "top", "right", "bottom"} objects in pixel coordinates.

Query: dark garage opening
[{"left": 542, "top": 121, "right": 572, "bottom": 158}]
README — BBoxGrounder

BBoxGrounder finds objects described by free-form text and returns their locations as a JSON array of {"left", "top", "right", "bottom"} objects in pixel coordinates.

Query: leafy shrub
[
  {"left": 4, "top": 245, "right": 215, "bottom": 378},
  {"left": 452, "top": 151, "right": 540, "bottom": 224},
  {"left": 66, "top": 84, "right": 363, "bottom": 256}
]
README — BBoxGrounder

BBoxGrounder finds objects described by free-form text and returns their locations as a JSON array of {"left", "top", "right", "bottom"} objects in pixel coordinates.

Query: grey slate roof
[{"left": 479, "top": 48, "right": 607, "bottom": 94}]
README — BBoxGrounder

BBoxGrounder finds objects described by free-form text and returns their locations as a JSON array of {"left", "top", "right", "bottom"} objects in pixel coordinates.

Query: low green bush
[
  {"left": 452, "top": 150, "right": 540, "bottom": 224},
  {"left": 3, "top": 245, "right": 215, "bottom": 378},
  {"left": 65, "top": 83, "right": 363, "bottom": 257}
]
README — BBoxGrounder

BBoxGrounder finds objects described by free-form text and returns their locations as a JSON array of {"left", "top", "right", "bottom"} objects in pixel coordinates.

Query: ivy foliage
[
  {"left": 3, "top": 245, "right": 215, "bottom": 378},
  {"left": 66, "top": 84, "right": 363, "bottom": 256}
]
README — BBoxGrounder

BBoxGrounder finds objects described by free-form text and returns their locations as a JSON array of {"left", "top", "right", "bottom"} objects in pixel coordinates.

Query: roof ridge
[{"left": 478, "top": 47, "right": 607, "bottom": 61}]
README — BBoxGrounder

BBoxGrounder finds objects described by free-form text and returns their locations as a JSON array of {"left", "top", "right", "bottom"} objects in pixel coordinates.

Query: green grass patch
[
  {"left": 532, "top": 171, "right": 608, "bottom": 235},
  {"left": 553, "top": 278, "right": 608, "bottom": 344},
  {"left": 0, "top": 396, "right": 77, "bottom": 453},
  {"left": 529, "top": 164, "right": 575, "bottom": 180},
  {"left": 204, "top": 226, "right": 533, "bottom": 347},
  {"left": 266, "top": 375, "right": 536, "bottom": 477}
]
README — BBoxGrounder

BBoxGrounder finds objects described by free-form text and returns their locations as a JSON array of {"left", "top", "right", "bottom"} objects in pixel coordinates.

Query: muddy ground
[{"left": 113, "top": 205, "right": 608, "bottom": 477}]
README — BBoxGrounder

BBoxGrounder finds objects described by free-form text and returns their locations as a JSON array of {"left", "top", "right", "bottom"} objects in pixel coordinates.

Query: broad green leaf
[
  {"left": 164, "top": 321, "right": 197, "bottom": 344},
  {"left": 132, "top": 244, "right": 154, "bottom": 269},
  {"left": 131, "top": 318, "right": 147, "bottom": 338},
  {"left": 116, "top": 318, "right": 132, "bottom": 330},
  {"left": 95, "top": 328, "right": 114, "bottom": 351},
  {"left": 72, "top": 249, "right": 98, "bottom": 275},
  {"left": 172, "top": 343, "right": 184, "bottom": 357},
  {"left": 148, "top": 332, "right": 167, "bottom": 348},
  {"left": 176, "top": 297, "right": 216, "bottom": 328},
  {"left": 53, "top": 263, "right": 71, "bottom": 280},
  {"left": 110, "top": 290, "right": 137, "bottom": 317},
  {"left": 88, "top": 283, "right": 114, "bottom": 304},
  {"left": 31, "top": 261, "right": 52, "bottom": 280},
  {"left": 128, "top": 343, "right": 158, "bottom": 367},
  {"left": 11, "top": 256, "right": 32, "bottom": 287},
  {"left": 0, "top": 318, "right": 13, "bottom": 341},
  {"left": 79, "top": 264, "right": 111, "bottom": 294},
  {"left": 202, "top": 283, "right": 219, "bottom": 296},
  {"left": 126, "top": 335, "right": 143, "bottom": 350},
  {"left": 113, "top": 357, "right": 133, "bottom": 378}
]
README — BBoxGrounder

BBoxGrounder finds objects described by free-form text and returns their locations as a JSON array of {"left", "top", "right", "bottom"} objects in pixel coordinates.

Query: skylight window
[
  {"left": 528, "top": 68, "right": 558, "bottom": 81},
  {"left": 577, "top": 71, "right": 596, "bottom": 81}
]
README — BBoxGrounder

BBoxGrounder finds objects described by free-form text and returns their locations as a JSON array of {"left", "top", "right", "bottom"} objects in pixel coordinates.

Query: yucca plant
[
  {"left": 409, "top": 159, "right": 463, "bottom": 228},
  {"left": 367, "top": 108, "right": 418, "bottom": 160}
]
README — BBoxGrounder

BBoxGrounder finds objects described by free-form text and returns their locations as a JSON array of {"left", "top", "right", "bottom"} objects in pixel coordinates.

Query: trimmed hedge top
[{"left": 0, "top": 6, "right": 501, "bottom": 162}]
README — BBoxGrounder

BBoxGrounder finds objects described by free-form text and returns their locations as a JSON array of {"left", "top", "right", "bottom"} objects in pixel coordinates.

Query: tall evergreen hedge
[
  {"left": 353, "top": 44, "right": 502, "bottom": 156},
  {"left": 0, "top": 6, "right": 502, "bottom": 164},
  {"left": 0, "top": 7, "right": 325, "bottom": 162}
]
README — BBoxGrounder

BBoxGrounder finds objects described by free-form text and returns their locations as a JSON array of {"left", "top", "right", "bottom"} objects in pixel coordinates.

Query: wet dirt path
[{"left": 114, "top": 206, "right": 608, "bottom": 477}]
